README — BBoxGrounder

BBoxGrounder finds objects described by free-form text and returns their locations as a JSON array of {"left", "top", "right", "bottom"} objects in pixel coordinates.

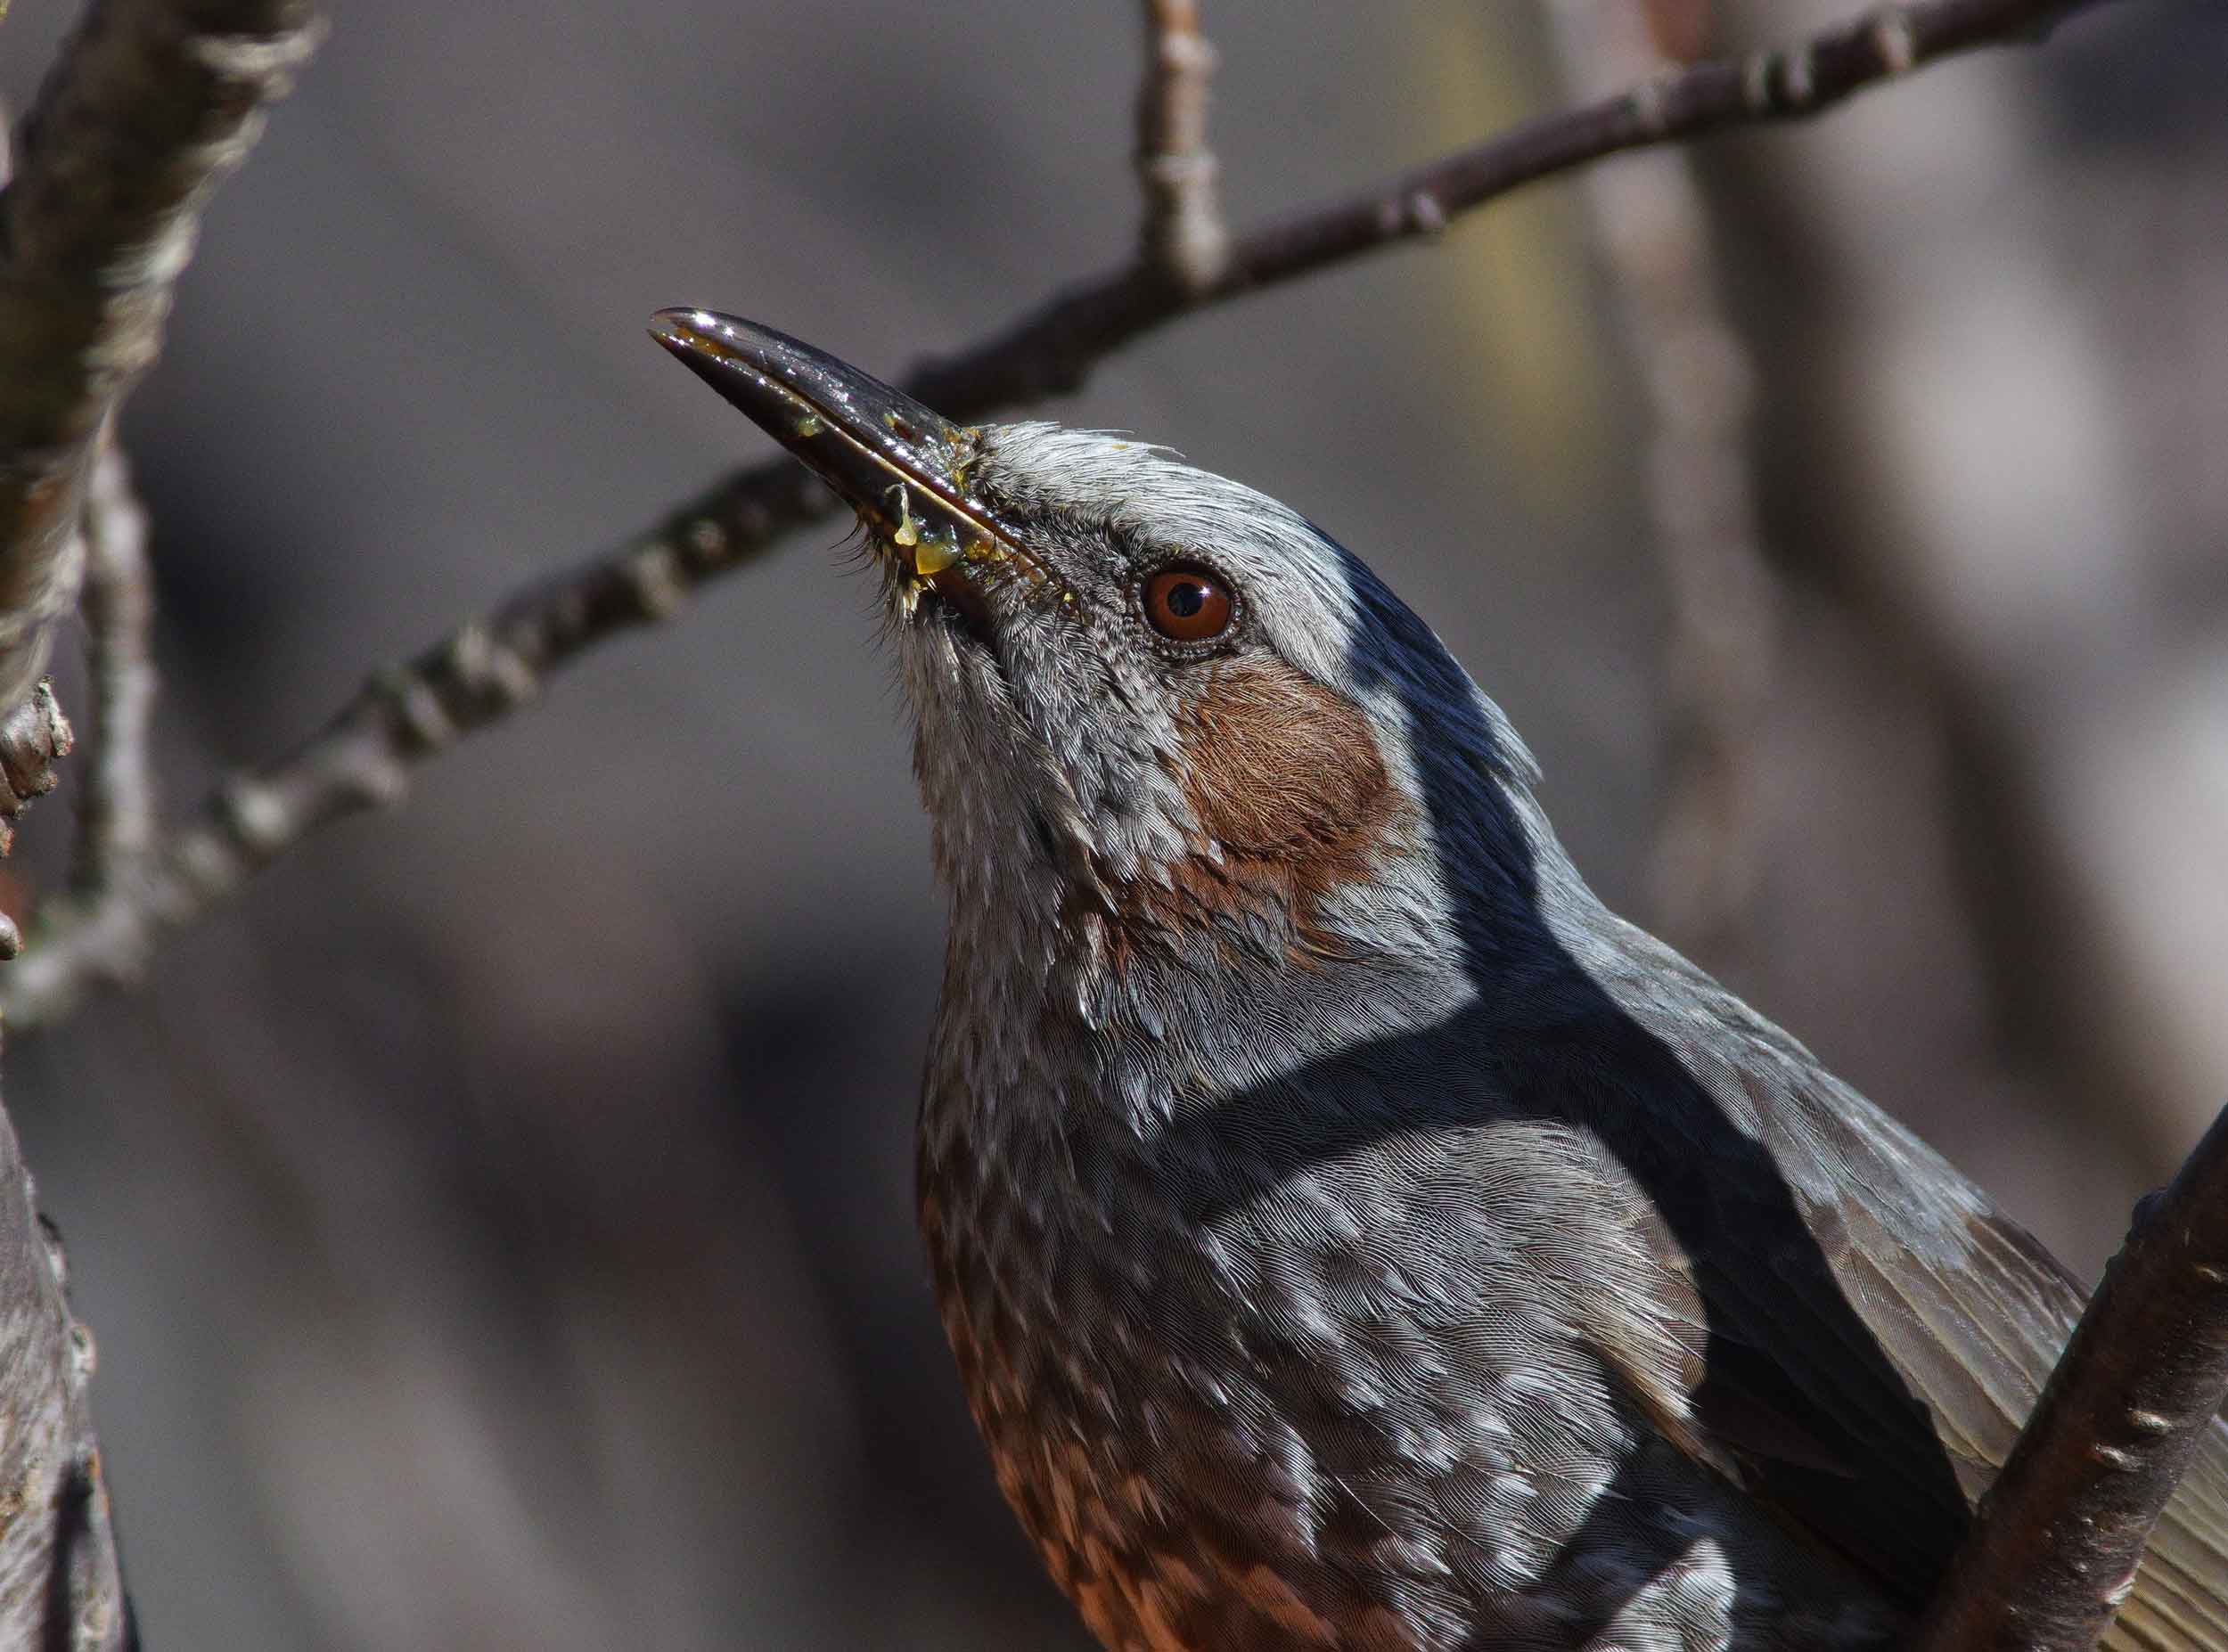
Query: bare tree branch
[
  {"left": 0, "top": 0, "right": 323, "bottom": 749},
  {"left": 0, "top": 113, "right": 74, "bottom": 894},
  {"left": 0, "top": 0, "right": 2117, "bottom": 1031},
  {"left": 1543, "top": 2, "right": 1781, "bottom": 963},
  {"left": 1134, "top": 0, "right": 1228, "bottom": 293},
  {"left": 911, "top": 0, "right": 2110, "bottom": 412},
  {"left": 1911, "top": 1101, "right": 2228, "bottom": 1651},
  {"left": 4, "top": 462, "right": 832, "bottom": 1028},
  {"left": 0, "top": 94, "right": 125, "bottom": 1651},
  {"left": 71, "top": 443, "right": 157, "bottom": 897}
]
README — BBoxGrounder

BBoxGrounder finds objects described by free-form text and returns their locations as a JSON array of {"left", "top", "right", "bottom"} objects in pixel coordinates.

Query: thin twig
[
  {"left": 1135, "top": 0, "right": 1228, "bottom": 292},
  {"left": 0, "top": 0, "right": 2116, "bottom": 1032},
  {"left": 71, "top": 442, "right": 157, "bottom": 896},
  {"left": 4, "top": 462, "right": 834, "bottom": 1026},
  {"left": 1543, "top": 2, "right": 1780, "bottom": 962},
  {"left": 918, "top": 0, "right": 2103, "bottom": 412},
  {"left": 0, "top": 0, "right": 324, "bottom": 726},
  {"left": 1910, "top": 1102, "right": 2228, "bottom": 1650}
]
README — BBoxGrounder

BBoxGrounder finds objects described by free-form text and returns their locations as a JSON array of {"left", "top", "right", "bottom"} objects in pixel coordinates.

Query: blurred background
[{"left": 4, "top": 0, "right": 2226, "bottom": 1645}]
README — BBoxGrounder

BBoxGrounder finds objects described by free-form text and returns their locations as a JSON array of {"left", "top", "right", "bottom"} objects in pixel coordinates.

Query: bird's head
[{"left": 653, "top": 312, "right": 1553, "bottom": 1008}]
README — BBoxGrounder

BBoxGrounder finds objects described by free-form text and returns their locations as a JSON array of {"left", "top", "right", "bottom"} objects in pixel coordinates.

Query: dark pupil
[{"left": 1166, "top": 579, "right": 1208, "bottom": 618}]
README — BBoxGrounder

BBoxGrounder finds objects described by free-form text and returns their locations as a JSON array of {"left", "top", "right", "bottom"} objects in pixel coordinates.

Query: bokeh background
[{"left": 4, "top": 0, "right": 2227, "bottom": 1645}]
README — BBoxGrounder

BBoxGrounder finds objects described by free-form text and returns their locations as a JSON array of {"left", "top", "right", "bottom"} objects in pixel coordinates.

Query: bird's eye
[{"left": 1143, "top": 566, "right": 1234, "bottom": 643}]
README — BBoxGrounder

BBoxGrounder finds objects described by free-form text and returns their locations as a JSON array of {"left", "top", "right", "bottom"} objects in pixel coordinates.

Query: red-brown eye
[{"left": 1143, "top": 566, "right": 1234, "bottom": 643}]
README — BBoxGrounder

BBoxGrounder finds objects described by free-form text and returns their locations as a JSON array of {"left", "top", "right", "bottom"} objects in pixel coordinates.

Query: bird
[{"left": 650, "top": 308, "right": 2228, "bottom": 1651}]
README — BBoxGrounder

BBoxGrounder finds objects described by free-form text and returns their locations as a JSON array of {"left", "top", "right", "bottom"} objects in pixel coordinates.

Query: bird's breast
[{"left": 916, "top": 1056, "right": 1908, "bottom": 1652}]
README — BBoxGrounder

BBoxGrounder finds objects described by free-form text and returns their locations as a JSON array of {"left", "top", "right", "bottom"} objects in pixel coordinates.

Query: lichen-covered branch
[
  {"left": 1911, "top": 1101, "right": 2228, "bottom": 1651},
  {"left": 0, "top": 1099, "right": 128, "bottom": 1648},
  {"left": 0, "top": 0, "right": 323, "bottom": 733},
  {"left": 1, "top": 0, "right": 2116, "bottom": 1032},
  {"left": 1135, "top": 0, "right": 1227, "bottom": 292},
  {"left": 0, "top": 86, "right": 127, "bottom": 1651},
  {"left": 71, "top": 445, "right": 158, "bottom": 897}
]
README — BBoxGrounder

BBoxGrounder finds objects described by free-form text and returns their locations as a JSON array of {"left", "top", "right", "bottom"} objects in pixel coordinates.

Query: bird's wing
[
  {"left": 1580, "top": 933, "right": 2228, "bottom": 1644},
  {"left": 1555, "top": 1088, "right": 1981, "bottom": 1610}
]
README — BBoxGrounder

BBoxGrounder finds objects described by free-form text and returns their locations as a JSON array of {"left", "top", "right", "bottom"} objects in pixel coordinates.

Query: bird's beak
[{"left": 649, "top": 309, "right": 1028, "bottom": 601}]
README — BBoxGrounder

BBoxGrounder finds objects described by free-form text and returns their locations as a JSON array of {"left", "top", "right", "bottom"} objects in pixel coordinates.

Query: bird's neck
[
  {"left": 920, "top": 827, "right": 1474, "bottom": 1165},
  {"left": 909, "top": 691, "right": 1594, "bottom": 1195}
]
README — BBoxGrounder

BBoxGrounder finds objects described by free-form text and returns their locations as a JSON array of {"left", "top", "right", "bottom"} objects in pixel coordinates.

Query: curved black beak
[{"left": 649, "top": 309, "right": 1022, "bottom": 585}]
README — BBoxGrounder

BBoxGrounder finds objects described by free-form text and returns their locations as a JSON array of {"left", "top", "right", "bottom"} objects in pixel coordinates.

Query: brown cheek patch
[
  {"left": 1177, "top": 658, "right": 1389, "bottom": 857},
  {"left": 1102, "top": 658, "right": 1405, "bottom": 961}
]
